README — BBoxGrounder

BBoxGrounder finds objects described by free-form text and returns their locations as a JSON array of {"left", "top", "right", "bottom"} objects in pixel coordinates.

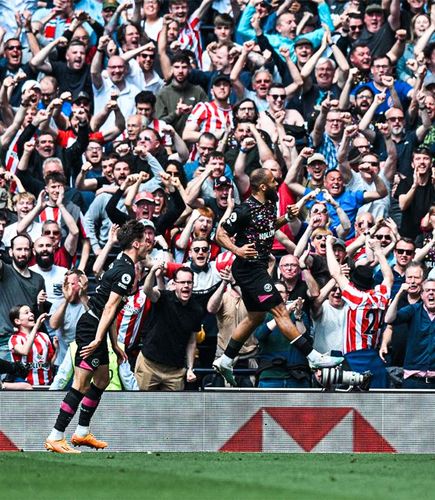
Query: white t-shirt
[
  {"left": 3, "top": 220, "right": 43, "bottom": 247},
  {"left": 346, "top": 170, "right": 391, "bottom": 219},
  {"left": 312, "top": 301, "right": 347, "bottom": 354},
  {"left": 29, "top": 264, "right": 66, "bottom": 305}
]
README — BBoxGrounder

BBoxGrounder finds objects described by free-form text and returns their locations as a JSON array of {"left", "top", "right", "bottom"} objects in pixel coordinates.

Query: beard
[
  {"left": 265, "top": 186, "right": 279, "bottom": 203},
  {"left": 36, "top": 252, "right": 54, "bottom": 269},
  {"left": 13, "top": 255, "right": 30, "bottom": 270}
]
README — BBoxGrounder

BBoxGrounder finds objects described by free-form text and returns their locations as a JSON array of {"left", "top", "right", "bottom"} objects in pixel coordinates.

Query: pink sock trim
[
  {"left": 82, "top": 396, "right": 99, "bottom": 408},
  {"left": 60, "top": 401, "right": 75, "bottom": 414}
]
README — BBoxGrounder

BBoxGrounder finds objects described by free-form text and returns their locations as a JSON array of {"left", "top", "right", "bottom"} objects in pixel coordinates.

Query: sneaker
[
  {"left": 213, "top": 357, "right": 237, "bottom": 387},
  {"left": 71, "top": 433, "right": 108, "bottom": 450},
  {"left": 308, "top": 352, "right": 344, "bottom": 369},
  {"left": 45, "top": 438, "right": 81, "bottom": 454}
]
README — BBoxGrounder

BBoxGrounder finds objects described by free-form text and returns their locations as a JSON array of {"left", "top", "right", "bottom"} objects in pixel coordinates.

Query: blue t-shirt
[
  {"left": 303, "top": 188, "right": 365, "bottom": 239},
  {"left": 352, "top": 80, "right": 412, "bottom": 115}
]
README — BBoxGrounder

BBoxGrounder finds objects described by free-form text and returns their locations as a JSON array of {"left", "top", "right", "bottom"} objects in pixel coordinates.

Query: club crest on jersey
[
  {"left": 121, "top": 273, "right": 132, "bottom": 285},
  {"left": 229, "top": 212, "right": 237, "bottom": 222},
  {"left": 264, "top": 283, "right": 272, "bottom": 292},
  {"left": 91, "top": 358, "right": 100, "bottom": 368}
]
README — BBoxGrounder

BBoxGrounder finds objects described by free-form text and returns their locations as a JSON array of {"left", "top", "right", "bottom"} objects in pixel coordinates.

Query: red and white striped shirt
[
  {"left": 186, "top": 101, "right": 233, "bottom": 161},
  {"left": 39, "top": 206, "right": 87, "bottom": 239},
  {"left": 178, "top": 15, "right": 203, "bottom": 68},
  {"left": 341, "top": 283, "right": 390, "bottom": 353},
  {"left": 116, "top": 288, "right": 152, "bottom": 350},
  {"left": 187, "top": 101, "right": 233, "bottom": 136},
  {"left": 150, "top": 118, "right": 173, "bottom": 147},
  {"left": 9, "top": 331, "right": 55, "bottom": 386}
]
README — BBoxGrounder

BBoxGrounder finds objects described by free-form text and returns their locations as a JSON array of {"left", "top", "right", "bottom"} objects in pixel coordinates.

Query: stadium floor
[{"left": 1, "top": 452, "right": 434, "bottom": 500}]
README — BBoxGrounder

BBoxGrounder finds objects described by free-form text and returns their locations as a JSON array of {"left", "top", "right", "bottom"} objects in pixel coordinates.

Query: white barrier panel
[{"left": 1, "top": 391, "right": 434, "bottom": 452}]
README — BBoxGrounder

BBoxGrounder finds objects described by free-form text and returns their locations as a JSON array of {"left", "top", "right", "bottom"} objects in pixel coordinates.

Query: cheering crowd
[{"left": 0, "top": 0, "right": 434, "bottom": 392}]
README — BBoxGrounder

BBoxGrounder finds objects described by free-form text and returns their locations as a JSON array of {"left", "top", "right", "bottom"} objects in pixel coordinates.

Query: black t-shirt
[
  {"left": 141, "top": 290, "right": 202, "bottom": 368},
  {"left": 0, "top": 63, "right": 37, "bottom": 108},
  {"left": 222, "top": 196, "right": 276, "bottom": 262},
  {"left": 394, "top": 178, "right": 435, "bottom": 239},
  {"left": 372, "top": 130, "right": 419, "bottom": 178},
  {"left": 356, "top": 22, "right": 396, "bottom": 58},
  {"left": 50, "top": 60, "right": 93, "bottom": 99},
  {"left": 89, "top": 253, "right": 135, "bottom": 317}
]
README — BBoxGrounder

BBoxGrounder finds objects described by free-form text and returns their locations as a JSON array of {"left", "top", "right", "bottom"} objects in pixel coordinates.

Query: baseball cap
[
  {"left": 365, "top": 3, "right": 383, "bottom": 13},
  {"left": 424, "top": 74, "right": 435, "bottom": 88},
  {"left": 139, "top": 218, "right": 156, "bottom": 231},
  {"left": 134, "top": 191, "right": 155, "bottom": 204},
  {"left": 333, "top": 238, "right": 346, "bottom": 250},
  {"left": 102, "top": 0, "right": 119, "bottom": 9},
  {"left": 21, "top": 80, "right": 41, "bottom": 93},
  {"left": 73, "top": 91, "right": 91, "bottom": 103},
  {"left": 214, "top": 175, "right": 232, "bottom": 189},
  {"left": 307, "top": 153, "right": 327, "bottom": 166},
  {"left": 294, "top": 38, "right": 313, "bottom": 48},
  {"left": 211, "top": 73, "right": 231, "bottom": 86}
]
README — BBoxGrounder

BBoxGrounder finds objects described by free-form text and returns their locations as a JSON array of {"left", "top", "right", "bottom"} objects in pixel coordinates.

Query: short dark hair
[
  {"left": 0, "top": 210, "right": 7, "bottom": 223},
  {"left": 170, "top": 52, "right": 191, "bottom": 66},
  {"left": 135, "top": 90, "right": 156, "bottom": 106},
  {"left": 250, "top": 168, "right": 270, "bottom": 191},
  {"left": 117, "top": 220, "right": 146, "bottom": 250},
  {"left": 10, "top": 233, "right": 33, "bottom": 250},
  {"left": 395, "top": 238, "right": 416, "bottom": 250},
  {"left": 173, "top": 266, "right": 194, "bottom": 281},
  {"left": 268, "top": 83, "right": 286, "bottom": 94},
  {"left": 45, "top": 172, "right": 67, "bottom": 186},
  {"left": 204, "top": 151, "right": 225, "bottom": 164},
  {"left": 68, "top": 39, "right": 86, "bottom": 49}
]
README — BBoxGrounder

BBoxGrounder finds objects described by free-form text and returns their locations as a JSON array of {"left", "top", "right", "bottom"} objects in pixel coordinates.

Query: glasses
[
  {"left": 103, "top": 7, "right": 116, "bottom": 12},
  {"left": 312, "top": 208, "right": 328, "bottom": 214},
  {"left": 139, "top": 136, "right": 153, "bottom": 142},
  {"left": 255, "top": 79, "right": 271, "bottom": 84},
  {"left": 314, "top": 235, "right": 328, "bottom": 240},
  {"left": 364, "top": 161, "right": 379, "bottom": 166},
  {"left": 387, "top": 116, "right": 404, "bottom": 122},
  {"left": 191, "top": 246, "right": 209, "bottom": 253},
  {"left": 349, "top": 25, "right": 363, "bottom": 31},
  {"left": 375, "top": 234, "right": 392, "bottom": 241},
  {"left": 269, "top": 94, "right": 285, "bottom": 101},
  {"left": 395, "top": 248, "right": 414, "bottom": 256},
  {"left": 43, "top": 230, "right": 61, "bottom": 236},
  {"left": 6, "top": 45, "right": 22, "bottom": 50},
  {"left": 141, "top": 53, "right": 155, "bottom": 59},
  {"left": 356, "top": 94, "right": 373, "bottom": 100},
  {"left": 280, "top": 263, "right": 299, "bottom": 269},
  {"left": 175, "top": 280, "right": 193, "bottom": 286}
]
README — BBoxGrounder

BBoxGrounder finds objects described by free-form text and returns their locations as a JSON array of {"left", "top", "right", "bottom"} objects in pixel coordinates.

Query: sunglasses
[
  {"left": 314, "top": 235, "right": 328, "bottom": 240},
  {"left": 269, "top": 94, "right": 285, "bottom": 101},
  {"left": 395, "top": 248, "right": 414, "bottom": 256},
  {"left": 43, "top": 230, "right": 61, "bottom": 236},
  {"left": 349, "top": 25, "right": 363, "bottom": 31},
  {"left": 375, "top": 234, "right": 392, "bottom": 241},
  {"left": 358, "top": 221, "right": 374, "bottom": 228},
  {"left": 6, "top": 45, "right": 22, "bottom": 50},
  {"left": 191, "top": 246, "right": 209, "bottom": 253},
  {"left": 141, "top": 53, "right": 155, "bottom": 59},
  {"left": 280, "top": 263, "right": 299, "bottom": 269}
]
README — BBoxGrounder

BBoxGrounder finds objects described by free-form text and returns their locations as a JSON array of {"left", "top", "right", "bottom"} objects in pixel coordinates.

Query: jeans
[{"left": 258, "top": 377, "right": 311, "bottom": 389}]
